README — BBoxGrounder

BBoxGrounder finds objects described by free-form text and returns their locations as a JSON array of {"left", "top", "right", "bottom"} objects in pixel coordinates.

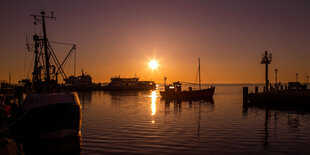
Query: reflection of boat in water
[
  {"left": 106, "top": 90, "right": 141, "bottom": 96},
  {"left": 160, "top": 58, "right": 215, "bottom": 101},
  {"left": 6, "top": 11, "right": 81, "bottom": 140},
  {"left": 103, "top": 76, "right": 156, "bottom": 91}
]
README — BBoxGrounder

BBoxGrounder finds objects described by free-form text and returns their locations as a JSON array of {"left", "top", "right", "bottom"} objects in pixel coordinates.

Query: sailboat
[
  {"left": 160, "top": 58, "right": 215, "bottom": 101},
  {"left": 7, "top": 11, "right": 81, "bottom": 140}
]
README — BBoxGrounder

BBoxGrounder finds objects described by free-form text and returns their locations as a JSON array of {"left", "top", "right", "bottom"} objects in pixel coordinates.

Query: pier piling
[
  {"left": 263, "top": 86, "right": 265, "bottom": 93},
  {"left": 243, "top": 87, "right": 248, "bottom": 104}
]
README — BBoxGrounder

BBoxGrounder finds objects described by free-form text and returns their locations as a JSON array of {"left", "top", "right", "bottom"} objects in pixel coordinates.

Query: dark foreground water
[{"left": 16, "top": 85, "right": 310, "bottom": 154}]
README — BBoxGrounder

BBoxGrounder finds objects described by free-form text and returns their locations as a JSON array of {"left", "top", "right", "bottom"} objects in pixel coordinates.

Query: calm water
[
  {"left": 77, "top": 85, "right": 310, "bottom": 154},
  {"left": 17, "top": 85, "right": 310, "bottom": 154}
]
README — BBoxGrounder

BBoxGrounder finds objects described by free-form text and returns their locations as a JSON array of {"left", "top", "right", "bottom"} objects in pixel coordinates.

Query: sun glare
[
  {"left": 150, "top": 91, "right": 157, "bottom": 116},
  {"left": 149, "top": 60, "right": 159, "bottom": 70}
]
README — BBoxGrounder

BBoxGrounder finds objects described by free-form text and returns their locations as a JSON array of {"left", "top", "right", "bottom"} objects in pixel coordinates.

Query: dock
[
  {"left": 243, "top": 86, "right": 310, "bottom": 111},
  {"left": 243, "top": 51, "right": 310, "bottom": 111}
]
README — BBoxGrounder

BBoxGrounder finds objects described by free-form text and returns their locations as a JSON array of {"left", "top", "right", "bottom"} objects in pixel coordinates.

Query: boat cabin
[
  {"left": 65, "top": 72, "right": 92, "bottom": 88},
  {"left": 165, "top": 81, "right": 182, "bottom": 93},
  {"left": 106, "top": 76, "right": 156, "bottom": 90}
]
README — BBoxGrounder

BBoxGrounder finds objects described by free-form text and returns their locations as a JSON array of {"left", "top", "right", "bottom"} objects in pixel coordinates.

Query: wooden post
[
  {"left": 9, "top": 73, "right": 11, "bottom": 84},
  {"left": 243, "top": 87, "right": 248, "bottom": 104},
  {"left": 275, "top": 69, "right": 278, "bottom": 84}
]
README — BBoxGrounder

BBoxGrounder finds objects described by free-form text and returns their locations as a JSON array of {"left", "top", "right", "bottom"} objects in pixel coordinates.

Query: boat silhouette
[
  {"left": 103, "top": 76, "right": 156, "bottom": 91},
  {"left": 160, "top": 58, "right": 215, "bottom": 101},
  {"left": 7, "top": 11, "right": 81, "bottom": 140}
]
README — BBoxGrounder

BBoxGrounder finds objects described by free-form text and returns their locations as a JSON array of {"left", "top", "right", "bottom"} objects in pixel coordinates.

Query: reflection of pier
[
  {"left": 263, "top": 109, "right": 271, "bottom": 150},
  {"left": 243, "top": 104, "right": 303, "bottom": 150}
]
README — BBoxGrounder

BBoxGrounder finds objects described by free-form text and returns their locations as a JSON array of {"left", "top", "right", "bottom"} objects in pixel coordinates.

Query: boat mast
[
  {"left": 164, "top": 76, "right": 167, "bottom": 87},
  {"left": 32, "top": 35, "right": 40, "bottom": 81},
  {"left": 41, "top": 11, "right": 51, "bottom": 84},
  {"left": 32, "top": 11, "right": 55, "bottom": 85},
  {"left": 199, "top": 57, "right": 201, "bottom": 90},
  {"left": 74, "top": 49, "right": 76, "bottom": 76}
]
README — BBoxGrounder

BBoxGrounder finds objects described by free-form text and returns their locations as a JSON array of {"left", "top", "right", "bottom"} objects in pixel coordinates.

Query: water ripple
[{"left": 80, "top": 85, "right": 310, "bottom": 154}]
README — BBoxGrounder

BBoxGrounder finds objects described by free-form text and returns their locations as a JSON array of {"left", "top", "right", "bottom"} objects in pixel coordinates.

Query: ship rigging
[{"left": 24, "top": 11, "right": 76, "bottom": 93}]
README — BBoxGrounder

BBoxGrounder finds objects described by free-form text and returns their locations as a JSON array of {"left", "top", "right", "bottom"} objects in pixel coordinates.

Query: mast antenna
[
  {"left": 164, "top": 76, "right": 167, "bottom": 87},
  {"left": 275, "top": 69, "right": 278, "bottom": 84},
  {"left": 199, "top": 57, "right": 201, "bottom": 90},
  {"left": 74, "top": 49, "right": 76, "bottom": 76}
]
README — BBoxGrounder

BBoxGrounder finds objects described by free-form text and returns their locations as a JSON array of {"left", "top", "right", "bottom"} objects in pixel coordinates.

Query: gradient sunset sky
[{"left": 0, "top": 0, "right": 310, "bottom": 84}]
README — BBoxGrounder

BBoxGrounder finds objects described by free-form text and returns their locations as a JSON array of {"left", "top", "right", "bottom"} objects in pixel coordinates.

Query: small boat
[
  {"left": 6, "top": 11, "right": 81, "bottom": 140},
  {"left": 160, "top": 58, "right": 215, "bottom": 101},
  {"left": 103, "top": 76, "right": 156, "bottom": 91},
  {"left": 160, "top": 81, "right": 215, "bottom": 101}
]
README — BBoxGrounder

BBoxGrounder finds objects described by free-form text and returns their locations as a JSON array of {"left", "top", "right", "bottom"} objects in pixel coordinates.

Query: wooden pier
[
  {"left": 243, "top": 86, "right": 310, "bottom": 111},
  {"left": 243, "top": 51, "right": 310, "bottom": 111}
]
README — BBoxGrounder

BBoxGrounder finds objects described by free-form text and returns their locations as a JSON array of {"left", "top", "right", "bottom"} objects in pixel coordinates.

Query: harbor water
[
  {"left": 18, "top": 84, "right": 310, "bottom": 154},
  {"left": 79, "top": 84, "right": 310, "bottom": 154}
]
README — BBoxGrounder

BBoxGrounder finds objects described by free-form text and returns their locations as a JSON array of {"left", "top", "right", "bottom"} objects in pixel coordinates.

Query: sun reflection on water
[
  {"left": 150, "top": 91, "right": 158, "bottom": 123},
  {"left": 150, "top": 91, "right": 157, "bottom": 115}
]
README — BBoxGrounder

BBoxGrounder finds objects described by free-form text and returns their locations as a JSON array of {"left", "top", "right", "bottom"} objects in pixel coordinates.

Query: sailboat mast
[{"left": 199, "top": 57, "right": 201, "bottom": 90}]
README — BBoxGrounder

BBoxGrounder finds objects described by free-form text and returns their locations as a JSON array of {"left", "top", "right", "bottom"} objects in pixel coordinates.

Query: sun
[{"left": 149, "top": 60, "right": 159, "bottom": 70}]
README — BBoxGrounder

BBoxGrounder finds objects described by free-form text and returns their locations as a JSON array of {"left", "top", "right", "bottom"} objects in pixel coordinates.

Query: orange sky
[{"left": 1, "top": 0, "right": 310, "bottom": 84}]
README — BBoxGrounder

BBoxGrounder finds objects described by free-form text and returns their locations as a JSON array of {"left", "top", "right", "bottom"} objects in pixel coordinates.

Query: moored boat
[
  {"left": 8, "top": 92, "right": 81, "bottom": 140},
  {"left": 160, "top": 81, "right": 215, "bottom": 101},
  {"left": 6, "top": 11, "right": 81, "bottom": 140},
  {"left": 160, "top": 58, "right": 215, "bottom": 101},
  {"left": 63, "top": 70, "right": 101, "bottom": 91},
  {"left": 103, "top": 76, "right": 156, "bottom": 91}
]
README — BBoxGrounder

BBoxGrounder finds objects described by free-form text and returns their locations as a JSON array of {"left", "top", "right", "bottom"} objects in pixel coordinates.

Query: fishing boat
[
  {"left": 6, "top": 11, "right": 81, "bottom": 140},
  {"left": 103, "top": 76, "right": 156, "bottom": 91},
  {"left": 160, "top": 58, "right": 215, "bottom": 101}
]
